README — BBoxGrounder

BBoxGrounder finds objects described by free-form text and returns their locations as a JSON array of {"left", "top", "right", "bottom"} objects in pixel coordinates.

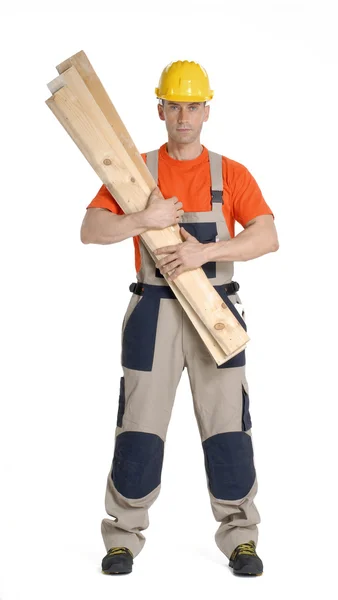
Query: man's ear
[
  {"left": 204, "top": 105, "right": 210, "bottom": 122},
  {"left": 158, "top": 102, "right": 165, "bottom": 121}
]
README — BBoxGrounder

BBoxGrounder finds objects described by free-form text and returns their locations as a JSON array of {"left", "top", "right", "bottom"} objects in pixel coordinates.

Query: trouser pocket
[
  {"left": 121, "top": 293, "right": 143, "bottom": 338},
  {"left": 122, "top": 293, "right": 161, "bottom": 371},
  {"left": 242, "top": 379, "right": 252, "bottom": 431}
]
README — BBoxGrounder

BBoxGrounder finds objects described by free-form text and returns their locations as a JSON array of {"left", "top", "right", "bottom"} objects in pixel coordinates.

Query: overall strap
[
  {"left": 208, "top": 150, "right": 224, "bottom": 205},
  {"left": 145, "top": 150, "right": 159, "bottom": 182}
]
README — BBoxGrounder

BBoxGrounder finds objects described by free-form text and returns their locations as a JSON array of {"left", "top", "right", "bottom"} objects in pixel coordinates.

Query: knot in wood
[
  {"left": 103, "top": 159, "right": 112, "bottom": 165},
  {"left": 130, "top": 177, "right": 136, "bottom": 183},
  {"left": 214, "top": 323, "right": 225, "bottom": 330},
  {"left": 221, "top": 302, "right": 226, "bottom": 309}
]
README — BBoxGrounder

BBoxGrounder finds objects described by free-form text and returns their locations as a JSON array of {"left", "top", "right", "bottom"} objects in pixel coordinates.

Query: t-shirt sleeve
[
  {"left": 229, "top": 160, "right": 274, "bottom": 227},
  {"left": 86, "top": 184, "right": 124, "bottom": 214},
  {"left": 86, "top": 153, "right": 147, "bottom": 214}
]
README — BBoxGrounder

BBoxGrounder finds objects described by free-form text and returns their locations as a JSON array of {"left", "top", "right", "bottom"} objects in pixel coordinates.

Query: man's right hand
[{"left": 142, "top": 187, "right": 184, "bottom": 229}]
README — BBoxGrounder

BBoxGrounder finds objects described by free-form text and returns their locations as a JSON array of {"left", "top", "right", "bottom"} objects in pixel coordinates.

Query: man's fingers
[
  {"left": 160, "top": 259, "right": 181, "bottom": 274},
  {"left": 155, "top": 245, "right": 178, "bottom": 255},
  {"left": 149, "top": 186, "right": 163, "bottom": 198},
  {"left": 168, "top": 266, "right": 184, "bottom": 281},
  {"left": 157, "top": 253, "right": 178, "bottom": 268}
]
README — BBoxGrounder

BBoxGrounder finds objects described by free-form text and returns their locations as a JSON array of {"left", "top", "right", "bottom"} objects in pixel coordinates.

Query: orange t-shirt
[{"left": 86, "top": 143, "right": 274, "bottom": 273}]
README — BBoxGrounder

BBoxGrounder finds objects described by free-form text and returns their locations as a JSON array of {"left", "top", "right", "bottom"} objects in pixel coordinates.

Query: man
[{"left": 81, "top": 60, "right": 279, "bottom": 577}]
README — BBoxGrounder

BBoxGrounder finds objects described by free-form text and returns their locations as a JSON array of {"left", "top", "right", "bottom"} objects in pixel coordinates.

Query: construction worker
[{"left": 81, "top": 60, "right": 279, "bottom": 577}]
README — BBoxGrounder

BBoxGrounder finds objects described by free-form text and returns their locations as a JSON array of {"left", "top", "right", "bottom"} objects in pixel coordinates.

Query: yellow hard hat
[{"left": 155, "top": 60, "right": 214, "bottom": 102}]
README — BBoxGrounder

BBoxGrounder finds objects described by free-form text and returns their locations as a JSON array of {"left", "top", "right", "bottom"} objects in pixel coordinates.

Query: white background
[{"left": 0, "top": 1, "right": 337, "bottom": 598}]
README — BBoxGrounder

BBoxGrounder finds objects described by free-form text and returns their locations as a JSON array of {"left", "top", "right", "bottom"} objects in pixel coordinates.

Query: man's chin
[{"left": 172, "top": 133, "right": 195, "bottom": 144}]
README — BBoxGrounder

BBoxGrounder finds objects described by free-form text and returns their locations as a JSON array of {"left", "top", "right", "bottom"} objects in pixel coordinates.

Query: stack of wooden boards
[{"left": 45, "top": 50, "right": 250, "bottom": 366}]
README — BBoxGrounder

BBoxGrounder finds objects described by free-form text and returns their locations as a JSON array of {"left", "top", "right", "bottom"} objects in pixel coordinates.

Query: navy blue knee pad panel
[
  {"left": 122, "top": 293, "right": 161, "bottom": 371},
  {"left": 202, "top": 431, "right": 256, "bottom": 500},
  {"left": 112, "top": 431, "right": 164, "bottom": 499}
]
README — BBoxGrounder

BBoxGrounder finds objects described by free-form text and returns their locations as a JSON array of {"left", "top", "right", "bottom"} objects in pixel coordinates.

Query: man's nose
[{"left": 178, "top": 107, "right": 189, "bottom": 122}]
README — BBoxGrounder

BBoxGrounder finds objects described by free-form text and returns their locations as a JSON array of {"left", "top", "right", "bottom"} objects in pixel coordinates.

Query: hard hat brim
[{"left": 155, "top": 90, "right": 214, "bottom": 102}]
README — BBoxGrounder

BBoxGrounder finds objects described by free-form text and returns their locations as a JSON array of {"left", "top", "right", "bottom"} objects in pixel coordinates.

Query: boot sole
[
  {"left": 102, "top": 566, "right": 132, "bottom": 575},
  {"left": 229, "top": 560, "right": 263, "bottom": 576},
  {"left": 102, "top": 560, "right": 133, "bottom": 575},
  {"left": 233, "top": 570, "right": 263, "bottom": 576}
]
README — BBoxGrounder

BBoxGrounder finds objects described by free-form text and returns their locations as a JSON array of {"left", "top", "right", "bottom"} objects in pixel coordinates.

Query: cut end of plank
[
  {"left": 56, "top": 50, "right": 91, "bottom": 76},
  {"left": 45, "top": 96, "right": 55, "bottom": 108},
  {"left": 216, "top": 342, "right": 248, "bottom": 366},
  {"left": 47, "top": 69, "right": 72, "bottom": 94}
]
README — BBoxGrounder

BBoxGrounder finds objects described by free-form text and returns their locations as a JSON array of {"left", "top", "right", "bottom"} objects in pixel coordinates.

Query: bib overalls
[{"left": 101, "top": 149, "right": 261, "bottom": 559}]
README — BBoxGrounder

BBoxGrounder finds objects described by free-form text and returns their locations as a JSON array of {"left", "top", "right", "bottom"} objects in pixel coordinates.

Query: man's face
[{"left": 158, "top": 100, "right": 210, "bottom": 144}]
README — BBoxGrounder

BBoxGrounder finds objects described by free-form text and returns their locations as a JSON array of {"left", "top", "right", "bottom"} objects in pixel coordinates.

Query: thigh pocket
[
  {"left": 242, "top": 380, "right": 252, "bottom": 431},
  {"left": 122, "top": 294, "right": 161, "bottom": 371},
  {"left": 116, "top": 376, "right": 125, "bottom": 428}
]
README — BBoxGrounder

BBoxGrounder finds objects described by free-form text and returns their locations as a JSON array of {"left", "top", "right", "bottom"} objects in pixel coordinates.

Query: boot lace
[
  {"left": 108, "top": 547, "right": 132, "bottom": 557},
  {"left": 231, "top": 541, "right": 257, "bottom": 560}
]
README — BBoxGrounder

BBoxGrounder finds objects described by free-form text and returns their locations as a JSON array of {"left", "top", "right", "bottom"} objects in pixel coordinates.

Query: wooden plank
[
  {"left": 55, "top": 52, "right": 232, "bottom": 361},
  {"left": 46, "top": 66, "right": 249, "bottom": 362},
  {"left": 56, "top": 50, "right": 155, "bottom": 191},
  {"left": 54, "top": 52, "right": 248, "bottom": 365},
  {"left": 46, "top": 66, "right": 249, "bottom": 363}
]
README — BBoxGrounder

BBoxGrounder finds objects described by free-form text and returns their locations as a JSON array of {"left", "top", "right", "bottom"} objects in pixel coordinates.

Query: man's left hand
[{"left": 154, "top": 227, "right": 209, "bottom": 281}]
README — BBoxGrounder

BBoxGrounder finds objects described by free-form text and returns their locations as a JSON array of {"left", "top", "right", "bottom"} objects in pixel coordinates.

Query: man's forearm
[
  {"left": 204, "top": 222, "right": 279, "bottom": 262},
  {"left": 81, "top": 210, "right": 149, "bottom": 244}
]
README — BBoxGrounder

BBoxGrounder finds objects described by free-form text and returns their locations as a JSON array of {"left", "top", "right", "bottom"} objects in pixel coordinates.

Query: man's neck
[{"left": 166, "top": 139, "right": 203, "bottom": 161}]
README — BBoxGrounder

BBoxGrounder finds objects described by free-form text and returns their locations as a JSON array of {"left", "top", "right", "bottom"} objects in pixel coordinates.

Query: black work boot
[
  {"left": 229, "top": 540, "right": 263, "bottom": 576},
  {"left": 101, "top": 546, "right": 133, "bottom": 575}
]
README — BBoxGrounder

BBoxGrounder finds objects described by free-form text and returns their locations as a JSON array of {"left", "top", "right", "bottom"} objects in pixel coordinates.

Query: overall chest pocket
[
  {"left": 184, "top": 222, "right": 218, "bottom": 278},
  {"left": 155, "top": 222, "right": 218, "bottom": 279}
]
